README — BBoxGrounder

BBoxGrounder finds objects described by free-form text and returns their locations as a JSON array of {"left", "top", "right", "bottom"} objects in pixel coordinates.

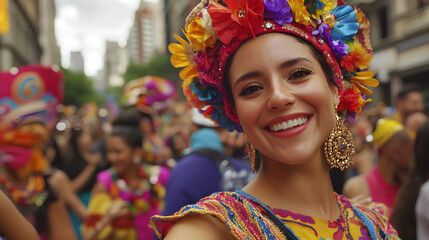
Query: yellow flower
[
  {"left": 312, "top": 0, "right": 337, "bottom": 19},
  {"left": 349, "top": 41, "right": 372, "bottom": 70},
  {"left": 186, "top": 18, "right": 216, "bottom": 51},
  {"left": 287, "top": 0, "right": 311, "bottom": 25},
  {"left": 353, "top": 85, "right": 371, "bottom": 114},
  {"left": 168, "top": 34, "right": 199, "bottom": 81},
  {"left": 350, "top": 71, "right": 379, "bottom": 95}
]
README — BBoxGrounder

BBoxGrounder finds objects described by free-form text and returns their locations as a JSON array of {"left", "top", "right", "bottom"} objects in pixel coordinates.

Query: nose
[{"left": 266, "top": 80, "right": 295, "bottom": 110}]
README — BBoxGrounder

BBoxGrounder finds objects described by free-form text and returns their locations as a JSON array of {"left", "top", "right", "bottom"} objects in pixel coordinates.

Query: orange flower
[{"left": 350, "top": 71, "right": 379, "bottom": 95}]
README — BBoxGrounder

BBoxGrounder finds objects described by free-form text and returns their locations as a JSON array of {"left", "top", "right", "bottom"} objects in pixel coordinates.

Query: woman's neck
[
  {"left": 242, "top": 152, "right": 339, "bottom": 220},
  {"left": 119, "top": 164, "right": 141, "bottom": 186}
]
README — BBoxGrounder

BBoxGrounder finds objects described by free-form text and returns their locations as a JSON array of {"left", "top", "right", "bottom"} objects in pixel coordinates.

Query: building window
[{"left": 378, "top": 6, "right": 389, "bottom": 39}]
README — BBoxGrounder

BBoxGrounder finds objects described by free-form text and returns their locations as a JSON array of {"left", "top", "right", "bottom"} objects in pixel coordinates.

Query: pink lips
[{"left": 263, "top": 113, "right": 311, "bottom": 138}]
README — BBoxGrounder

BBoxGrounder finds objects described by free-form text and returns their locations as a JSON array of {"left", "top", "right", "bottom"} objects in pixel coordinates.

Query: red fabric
[
  {"left": 84, "top": 215, "right": 102, "bottom": 227},
  {"left": 84, "top": 214, "right": 135, "bottom": 228}
]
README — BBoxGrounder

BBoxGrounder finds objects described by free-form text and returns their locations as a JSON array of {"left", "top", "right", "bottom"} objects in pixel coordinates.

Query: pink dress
[{"left": 365, "top": 167, "right": 400, "bottom": 214}]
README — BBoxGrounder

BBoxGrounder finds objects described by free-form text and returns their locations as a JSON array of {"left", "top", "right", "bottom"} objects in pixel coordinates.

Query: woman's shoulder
[{"left": 150, "top": 191, "right": 284, "bottom": 239}]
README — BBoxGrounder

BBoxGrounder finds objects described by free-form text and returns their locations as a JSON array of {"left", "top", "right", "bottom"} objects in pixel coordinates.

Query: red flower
[
  {"left": 340, "top": 55, "right": 356, "bottom": 72},
  {"left": 338, "top": 88, "right": 359, "bottom": 113},
  {"left": 208, "top": 0, "right": 264, "bottom": 44}
]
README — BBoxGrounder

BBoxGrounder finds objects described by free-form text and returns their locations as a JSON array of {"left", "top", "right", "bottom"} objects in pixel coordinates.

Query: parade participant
[
  {"left": 150, "top": 0, "right": 399, "bottom": 239},
  {"left": 344, "top": 119, "right": 413, "bottom": 215},
  {"left": 82, "top": 113, "right": 170, "bottom": 240},
  {"left": 390, "top": 120, "right": 429, "bottom": 240},
  {"left": 162, "top": 108, "right": 252, "bottom": 216},
  {"left": 0, "top": 65, "right": 76, "bottom": 239}
]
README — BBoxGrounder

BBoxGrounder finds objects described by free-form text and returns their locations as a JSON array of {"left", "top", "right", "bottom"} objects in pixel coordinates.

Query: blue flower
[
  {"left": 313, "top": 23, "right": 349, "bottom": 59},
  {"left": 331, "top": 5, "right": 359, "bottom": 42},
  {"left": 263, "top": 0, "right": 293, "bottom": 25},
  {"left": 189, "top": 81, "right": 222, "bottom": 104},
  {"left": 211, "top": 105, "right": 242, "bottom": 132},
  {"left": 314, "top": 0, "right": 326, "bottom": 10}
]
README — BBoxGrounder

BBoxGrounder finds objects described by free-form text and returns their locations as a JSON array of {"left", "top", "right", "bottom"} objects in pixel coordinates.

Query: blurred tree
[
  {"left": 122, "top": 54, "right": 183, "bottom": 100},
  {"left": 62, "top": 67, "right": 103, "bottom": 107},
  {"left": 123, "top": 55, "right": 179, "bottom": 84}
]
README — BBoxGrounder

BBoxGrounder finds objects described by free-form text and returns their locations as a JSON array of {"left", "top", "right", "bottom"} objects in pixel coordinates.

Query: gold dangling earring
[
  {"left": 246, "top": 142, "right": 256, "bottom": 173},
  {"left": 324, "top": 105, "right": 355, "bottom": 171}
]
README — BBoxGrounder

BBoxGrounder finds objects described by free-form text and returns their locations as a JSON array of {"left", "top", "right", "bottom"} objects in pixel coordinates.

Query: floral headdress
[{"left": 170, "top": 0, "right": 378, "bottom": 132}]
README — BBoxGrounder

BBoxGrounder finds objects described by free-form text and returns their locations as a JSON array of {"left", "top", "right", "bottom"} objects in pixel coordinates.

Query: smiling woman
[{"left": 150, "top": 0, "right": 397, "bottom": 239}]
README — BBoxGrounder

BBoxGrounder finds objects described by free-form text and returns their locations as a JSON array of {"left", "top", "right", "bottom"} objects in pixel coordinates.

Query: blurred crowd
[{"left": 0, "top": 65, "right": 428, "bottom": 240}]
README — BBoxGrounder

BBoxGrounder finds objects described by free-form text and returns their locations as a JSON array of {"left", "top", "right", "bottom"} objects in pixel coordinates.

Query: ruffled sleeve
[
  {"left": 149, "top": 191, "right": 285, "bottom": 240},
  {"left": 353, "top": 203, "right": 401, "bottom": 240}
]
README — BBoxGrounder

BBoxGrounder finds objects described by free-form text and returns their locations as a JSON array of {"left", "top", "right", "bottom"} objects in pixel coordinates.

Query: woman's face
[
  {"left": 228, "top": 33, "right": 338, "bottom": 165},
  {"left": 106, "top": 136, "right": 137, "bottom": 175}
]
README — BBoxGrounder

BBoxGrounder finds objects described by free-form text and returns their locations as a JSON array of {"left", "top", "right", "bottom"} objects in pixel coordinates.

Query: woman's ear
[{"left": 330, "top": 85, "right": 340, "bottom": 107}]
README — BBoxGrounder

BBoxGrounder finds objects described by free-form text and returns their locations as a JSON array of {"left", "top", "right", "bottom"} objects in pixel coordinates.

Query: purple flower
[
  {"left": 313, "top": 23, "right": 349, "bottom": 59},
  {"left": 330, "top": 40, "right": 349, "bottom": 59},
  {"left": 344, "top": 112, "right": 356, "bottom": 123},
  {"left": 263, "top": 0, "right": 293, "bottom": 25}
]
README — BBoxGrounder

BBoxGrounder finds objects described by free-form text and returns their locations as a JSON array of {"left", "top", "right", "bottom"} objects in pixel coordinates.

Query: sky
[{"left": 55, "top": 0, "right": 151, "bottom": 76}]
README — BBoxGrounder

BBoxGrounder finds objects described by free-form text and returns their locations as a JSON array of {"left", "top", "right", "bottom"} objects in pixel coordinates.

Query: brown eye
[
  {"left": 239, "top": 85, "right": 263, "bottom": 96},
  {"left": 289, "top": 68, "right": 312, "bottom": 80}
]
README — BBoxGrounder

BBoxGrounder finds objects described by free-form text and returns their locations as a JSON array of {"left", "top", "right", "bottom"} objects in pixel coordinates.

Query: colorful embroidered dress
[
  {"left": 150, "top": 191, "right": 400, "bottom": 240},
  {"left": 84, "top": 165, "right": 169, "bottom": 240}
]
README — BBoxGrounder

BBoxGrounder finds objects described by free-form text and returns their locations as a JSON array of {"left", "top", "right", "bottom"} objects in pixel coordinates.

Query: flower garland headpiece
[{"left": 170, "top": 0, "right": 378, "bottom": 132}]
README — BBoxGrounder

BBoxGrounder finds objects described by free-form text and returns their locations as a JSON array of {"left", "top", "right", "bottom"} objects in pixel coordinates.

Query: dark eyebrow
[
  {"left": 233, "top": 58, "right": 312, "bottom": 89},
  {"left": 233, "top": 71, "right": 262, "bottom": 89},
  {"left": 278, "top": 58, "right": 312, "bottom": 70}
]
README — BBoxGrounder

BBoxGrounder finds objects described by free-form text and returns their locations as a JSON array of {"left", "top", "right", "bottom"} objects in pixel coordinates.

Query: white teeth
[{"left": 269, "top": 116, "right": 308, "bottom": 132}]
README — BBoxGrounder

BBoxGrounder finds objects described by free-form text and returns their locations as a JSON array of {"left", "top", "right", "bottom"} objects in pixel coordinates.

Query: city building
[
  {"left": 100, "top": 41, "right": 129, "bottom": 93},
  {"left": 39, "top": 0, "right": 61, "bottom": 65},
  {"left": 128, "top": 0, "right": 166, "bottom": 64},
  {"left": 0, "top": 0, "right": 41, "bottom": 69},
  {"left": 0, "top": 0, "right": 60, "bottom": 70},
  {"left": 69, "top": 51, "right": 84, "bottom": 73},
  {"left": 163, "top": 0, "right": 199, "bottom": 47},
  {"left": 352, "top": 0, "right": 429, "bottom": 106}
]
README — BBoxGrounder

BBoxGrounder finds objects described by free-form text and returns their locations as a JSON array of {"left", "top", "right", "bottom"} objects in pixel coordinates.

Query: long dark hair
[{"left": 390, "top": 119, "right": 429, "bottom": 240}]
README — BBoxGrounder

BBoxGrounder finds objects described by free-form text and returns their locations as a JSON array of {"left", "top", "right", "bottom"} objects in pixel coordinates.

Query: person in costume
[
  {"left": 123, "top": 76, "right": 177, "bottom": 166},
  {"left": 389, "top": 119, "right": 429, "bottom": 240},
  {"left": 82, "top": 112, "right": 170, "bottom": 240},
  {"left": 343, "top": 118, "right": 413, "bottom": 216},
  {"left": 150, "top": 0, "right": 400, "bottom": 239},
  {"left": 50, "top": 117, "right": 104, "bottom": 240},
  {"left": 0, "top": 65, "right": 77, "bottom": 239}
]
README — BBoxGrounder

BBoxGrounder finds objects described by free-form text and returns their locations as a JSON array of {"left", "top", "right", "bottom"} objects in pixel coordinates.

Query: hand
[
  {"left": 104, "top": 199, "right": 128, "bottom": 221},
  {"left": 48, "top": 170, "right": 73, "bottom": 199},
  {"left": 85, "top": 152, "right": 102, "bottom": 166}
]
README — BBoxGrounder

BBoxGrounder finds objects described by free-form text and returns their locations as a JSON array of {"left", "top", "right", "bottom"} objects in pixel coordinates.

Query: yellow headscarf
[{"left": 372, "top": 119, "right": 404, "bottom": 146}]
